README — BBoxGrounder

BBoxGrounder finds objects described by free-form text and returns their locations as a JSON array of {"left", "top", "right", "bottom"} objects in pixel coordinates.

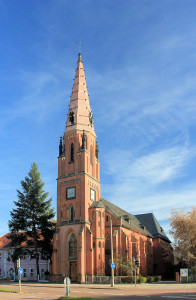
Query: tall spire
[{"left": 65, "top": 53, "right": 95, "bottom": 135}]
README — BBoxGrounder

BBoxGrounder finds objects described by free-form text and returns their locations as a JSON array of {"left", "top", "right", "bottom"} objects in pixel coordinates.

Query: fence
[
  {"left": 85, "top": 275, "right": 138, "bottom": 284},
  {"left": 50, "top": 274, "right": 64, "bottom": 282}
]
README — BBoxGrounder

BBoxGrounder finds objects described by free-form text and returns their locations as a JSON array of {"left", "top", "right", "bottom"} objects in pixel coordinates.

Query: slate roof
[
  {"left": 89, "top": 200, "right": 105, "bottom": 209},
  {"left": 135, "top": 213, "right": 170, "bottom": 242},
  {"left": 91, "top": 198, "right": 170, "bottom": 242},
  {"left": 99, "top": 198, "right": 153, "bottom": 238}
]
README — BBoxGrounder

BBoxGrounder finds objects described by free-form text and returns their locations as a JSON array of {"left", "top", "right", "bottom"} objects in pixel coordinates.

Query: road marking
[
  {"left": 38, "top": 293, "right": 46, "bottom": 294},
  {"left": 103, "top": 293, "right": 125, "bottom": 296},
  {"left": 161, "top": 297, "right": 196, "bottom": 299}
]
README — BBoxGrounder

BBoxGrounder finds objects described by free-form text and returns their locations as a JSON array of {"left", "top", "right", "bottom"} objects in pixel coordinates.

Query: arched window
[
  {"left": 70, "top": 206, "right": 75, "bottom": 221},
  {"left": 69, "top": 233, "right": 77, "bottom": 258},
  {"left": 70, "top": 143, "right": 74, "bottom": 162}
]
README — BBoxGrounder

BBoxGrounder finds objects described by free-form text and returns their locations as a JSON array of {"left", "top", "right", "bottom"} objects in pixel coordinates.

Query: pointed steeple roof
[{"left": 65, "top": 53, "right": 95, "bottom": 136}]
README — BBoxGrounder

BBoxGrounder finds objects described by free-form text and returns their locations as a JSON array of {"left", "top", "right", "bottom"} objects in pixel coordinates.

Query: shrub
[
  {"left": 120, "top": 276, "right": 140, "bottom": 283},
  {"left": 121, "top": 276, "right": 133, "bottom": 283},
  {"left": 140, "top": 276, "right": 148, "bottom": 283},
  {"left": 140, "top": 275, "right": 161, "bottom": 283},
  {"left": 156, "top": 275, "right": 162, "bottom": 282}
]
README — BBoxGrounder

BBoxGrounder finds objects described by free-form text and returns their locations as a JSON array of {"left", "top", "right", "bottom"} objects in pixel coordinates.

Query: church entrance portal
[
  {"left": 70, "top": 261, "right": 77, "bottom": 282},
  {"left": 68, "top": 233, "right": 77, "bottom": 281}
]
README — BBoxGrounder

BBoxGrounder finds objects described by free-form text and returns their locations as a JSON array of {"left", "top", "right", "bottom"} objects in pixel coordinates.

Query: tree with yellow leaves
[{"left": 169, "top": 207, "right": 196, "bottom": 268}]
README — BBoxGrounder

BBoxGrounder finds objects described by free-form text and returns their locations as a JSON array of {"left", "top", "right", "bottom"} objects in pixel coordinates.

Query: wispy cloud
[
  {"left": 101, "top": 143, "right": 196, "bottom": 226},
  {"left": 0, "top": 64, "right": 74, "bottom": 131}
]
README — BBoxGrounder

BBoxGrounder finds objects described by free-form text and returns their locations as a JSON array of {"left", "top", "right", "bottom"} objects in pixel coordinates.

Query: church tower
[{"left": 52, "top": 53, "right": 102, "bottom": 282}]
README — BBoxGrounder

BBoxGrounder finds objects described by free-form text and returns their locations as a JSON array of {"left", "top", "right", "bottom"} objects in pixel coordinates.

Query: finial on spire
[
  {"left": 78, "top": 52, "right": 82, "bottom": 62},
  {"left": 78, "top": 42, "right": 82, "bottom": 62}
]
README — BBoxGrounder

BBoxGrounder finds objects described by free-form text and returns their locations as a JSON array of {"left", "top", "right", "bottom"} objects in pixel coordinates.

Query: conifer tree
[{"left": 9, "top": 162, "right": 55, "bottom": 280}]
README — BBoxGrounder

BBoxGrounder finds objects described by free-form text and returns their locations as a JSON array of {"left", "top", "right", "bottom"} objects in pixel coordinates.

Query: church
[{"left": 50, "top": 53, "right": 172, "bottom": 283}]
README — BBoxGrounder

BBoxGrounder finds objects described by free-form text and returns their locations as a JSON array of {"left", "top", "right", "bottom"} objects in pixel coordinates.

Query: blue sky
[{"left": 0, "top": 0, "right": 196, "bottom": 240}]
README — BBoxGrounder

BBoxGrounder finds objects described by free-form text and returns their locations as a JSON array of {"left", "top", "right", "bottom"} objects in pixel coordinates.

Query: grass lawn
[
  {"left": 58, "top": 298, "right": 109, "bottom": 300},
  {"left": 0, "top": 287, "right": 20, "bottom": 293}
]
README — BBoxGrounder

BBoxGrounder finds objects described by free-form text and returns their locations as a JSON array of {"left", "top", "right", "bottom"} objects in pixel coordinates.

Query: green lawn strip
[
  {"left": 58, "top": 298, "right": 109, "bottom": 300},
  {"left": 0, "top": 287, "right": 21, "bottom": 293}
]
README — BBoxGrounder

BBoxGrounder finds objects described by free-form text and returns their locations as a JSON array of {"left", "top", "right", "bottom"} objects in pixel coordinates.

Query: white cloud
[
  {"left": 130, "top": 146, "right": 196, "bottom": 184},
  {"left": 103, "top": 144, "right": 196, "bottom": 186},
  {"left": 101, "top": 143, "right": 196, "bottom": 235},
  {"left": 0, "top": 65, "right": 73, "bottom": 131}
]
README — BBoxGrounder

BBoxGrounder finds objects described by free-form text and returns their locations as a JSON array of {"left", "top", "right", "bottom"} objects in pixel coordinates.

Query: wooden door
[{"left": 70, "top": 261, "right": 77, "bottom": 282}]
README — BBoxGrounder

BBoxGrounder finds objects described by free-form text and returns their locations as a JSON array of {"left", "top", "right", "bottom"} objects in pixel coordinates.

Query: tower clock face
[
  {"left": 90, "top": 188, "right": 96, "bottom": 201},
  {"left": 66, "top": 187, "right": 76, "bottom": 199}
]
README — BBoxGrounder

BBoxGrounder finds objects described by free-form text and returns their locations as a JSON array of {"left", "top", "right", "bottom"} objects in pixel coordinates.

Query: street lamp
[
  {"left": 105, "top": 213, "right": 114, "bottom": 287},
  {"left": 130, "top": 241, "right": 139, "bottom": 271},
  {"left": 130, "top": 241, "right": 139, "bottom": 287},
  {"left": 110, "top": 216, "right": 114, "bottom": 287}
]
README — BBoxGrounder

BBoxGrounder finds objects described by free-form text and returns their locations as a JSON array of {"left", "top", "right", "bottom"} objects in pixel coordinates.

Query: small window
[
  {"left": 70, "top": 143, "right": 74, "bottom": 162},
  {"left": 30, "top": 269, "right": 34, "bottom": 279},
  {"left": 69, "top": 111, "right": 75, "bottom": 125},
  {"left": 90, "top": 189, "right": 96, "bottom": 201},
  {"left": 0, "top": 253, "right": 2, "bottom": 261},
  {"left": 93, "top": 242, "right": 95, "bottom": 248},
  {"left": 41, "top": 269, "right": 45, "bottom": 278},
  {"left": 106, "top": 216, "right": 109, "bottom": 222},
  {"left": 23, "top": 269, "right": 26, "bottom": 278},
  {"left": 98, "top": 242, "right": 101, "bottom": 248}
]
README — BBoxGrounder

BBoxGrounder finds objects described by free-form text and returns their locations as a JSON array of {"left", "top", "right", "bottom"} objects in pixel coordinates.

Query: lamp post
[
  {"left": 105, "top": 212, "right": 114, "bottom": 287},
  {"left": 130, "top": 241, "right": 139, "bottom": 271},
  {"left": 110, "top": 216, "right": 114, "bottom": 287}
]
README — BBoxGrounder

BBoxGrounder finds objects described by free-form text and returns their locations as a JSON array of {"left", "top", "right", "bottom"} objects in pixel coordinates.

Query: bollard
[
  {"left": 176, "top": 272, "right": 179, "bottom": 283},
  {"left": 64, "top": 277, "right": 70, "bottom": 296}
]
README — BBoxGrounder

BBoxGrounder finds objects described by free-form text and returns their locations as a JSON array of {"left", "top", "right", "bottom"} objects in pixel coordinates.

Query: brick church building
[{"left": 51, "top": 53, "right": 172, "bottom": 283}]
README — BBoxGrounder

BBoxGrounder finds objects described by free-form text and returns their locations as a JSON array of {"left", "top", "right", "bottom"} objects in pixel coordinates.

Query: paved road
[{"left": 0, "top": 282, "right": 196, "bottom": 300}]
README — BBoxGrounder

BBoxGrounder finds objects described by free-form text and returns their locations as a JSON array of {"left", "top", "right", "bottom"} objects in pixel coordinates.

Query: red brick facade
[{"left": 51, "top": 53, "right": 172, "bottom": 282}]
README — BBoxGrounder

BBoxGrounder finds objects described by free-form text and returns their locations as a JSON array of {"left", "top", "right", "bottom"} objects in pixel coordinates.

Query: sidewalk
[{"left": 1, "top": 280, "right": 196, "bottom": 290}]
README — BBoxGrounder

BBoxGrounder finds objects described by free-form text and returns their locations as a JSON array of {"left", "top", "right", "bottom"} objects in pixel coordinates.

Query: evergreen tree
[{"left": 9, "top": 162, "right": 55, "bottom": 280}]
